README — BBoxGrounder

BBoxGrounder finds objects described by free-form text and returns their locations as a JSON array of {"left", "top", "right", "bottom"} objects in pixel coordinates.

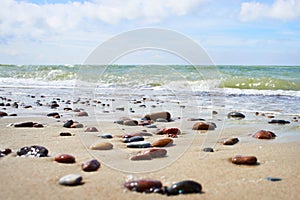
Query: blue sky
[{"left": 0, "top": 0, "right": 300, "bottom": 65}]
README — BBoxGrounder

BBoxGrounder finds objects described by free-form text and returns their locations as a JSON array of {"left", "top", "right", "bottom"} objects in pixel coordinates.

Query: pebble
[
  {"left": 81, "top": 159, "right": 101, "bottom": 172},
  {"left": 126, "top": 141, "right": 151, "bottom": 148},
  {"left": 223, "top": 138, "right": 239, "bottom": 145},
  {"left": 17, "top": 145, "right": 48, "bottom": 157},
  {"left": 142, "top": 148, "right": 167, "bottom": 158},
  {"left": 123, "top": 132, "right": 152, "bottom": 138},
  {"left": 59, "top": 174, "right": 82, "bottom": 186},
  {"left": 124, "top": 180, "right": 163, "bottom": 193},
  {"left": 202, "top": 147, "right": 214, "bottom": 152},
  {"left": 265, "top": 177, "right": 282, "bottom": 182},
  {"left": 166, "top": 180, "right": 202, "bottom": 195},
  {"left": 70, "top": 123, "right": 84, "bottom": 128},
  {"left": 84, "top": 127, "right": 99, "bottom": 132},
  {"left": 0, "top": 111, "right": 8, "bottom": 117},
  {"left": 47, "top": 112, "right": 60, "bottom": 117},
  {"left": 268, "top": 119, "right": 290, "bottom": 124},
  {"left": 232, "top": 155, "right": 258, "bottom": 165},
  {"left": 90, "top": 142, "right": 113, "bottom": 150},
  {"left": 151, "top": 138, "right": 173, "bottom": 147},
  {"left": 192, "top": 122, "right": 216, "bottom": 130},
  {"left": 187, "top": 118, "right": 205, "bottom": 121},
  {"left": 0, "top": 148, "right": 12, "bottom": 157},
  {"left": 59, "top": 132, "right": 72, "bottom": 136},
  {"left": 123, "top": 120, "right": 138, "bottom": 126},
  {"left": 54, "top": 154, "right": 76, "bottom": 163},
  {"left": 63, "top": 120, "right": 74, "bottom": 128},
  {"left": 144, "top": 112, "right": 171, "bottom": 121},
  {"left": 130, "top": 153, "right": 152, "bottom": 161},
  {"left": 97, "top": 133, "right": 113, "bottom": 139},
  {"left": 155, "top": 128, "right": 181, "bottom": 138},
  {"left": 253, "top": 130, "right": 276, "bottom": 139},
  {"left": 75, "top": 111, "right": 88, "bottom": 117},
  {"left": 33, "top": 123, "right": 44, "bottom": 128},
  {"left": 227, "top": 112, "right": 245, "bottom": 119},
  {"left": 156, "top": 118, "right": 168, "bottom": 122},
  {"left": 14, "top": 122, "right": 34, "bottom": 127},
  {"left": 123, "top": 136, "right": 144, "bottom": 143}
]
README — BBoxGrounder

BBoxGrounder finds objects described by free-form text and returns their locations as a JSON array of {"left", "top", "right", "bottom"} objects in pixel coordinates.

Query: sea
[{"left": 0, "top": 64, "right": 299, "bottom": 116}]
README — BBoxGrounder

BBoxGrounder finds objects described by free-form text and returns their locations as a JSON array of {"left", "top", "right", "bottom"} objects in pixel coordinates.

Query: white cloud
[{"left": 240, "top": 0, "right": 300, "bottom": 21}]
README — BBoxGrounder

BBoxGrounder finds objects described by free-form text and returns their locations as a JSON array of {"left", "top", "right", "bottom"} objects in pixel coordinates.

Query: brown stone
[
  {"left": 192, "top": 122, "right": 216, "bottom": 130},
  {"left": 123, "top": 120, "right": 138, "bottom": 126},
  {"left": 81, "top": 159, "right": 101, "bottom": 172},
  {"left": 54, "top": 154, "right": 76, "bottom": 163},
  {"left": 76, "top": 111, "right": 88, "bottom": 117},
  {"left": 130, "top": 153, "right": 152, "bottom": 161},
  {"left": 144, "top": 112, "right": 171, "bottom": 121},
  {"left": 70, "top": 123, "right": 84, "bottom": 128},
  {"left": 253, "top": 130, "right": 276, "bottom": 139},
  {"left": 143, "top": 148, "right": 167, "bottom": 158},
  {"left": 151, "top": 138, "right": 173, "bottom": 147},
  {"left": 232, "top": 155, "right": 257, "bottom": 165},
  {"left": 223, "top": 138, "right": 239, "bottom": 145},
  {"left": 0, "top": 111, "right": 8, "bottom": 117},
  {"left": 124, "top": 180, "right": 163, "bottom": 193},
  {"left": 90, "top": 142, "right": 113, "bottom": 150}
]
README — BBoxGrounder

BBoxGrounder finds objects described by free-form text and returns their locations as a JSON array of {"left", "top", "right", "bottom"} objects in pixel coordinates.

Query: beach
[{"left": 0, "top": 65, "right": 300, "bottom": 199}]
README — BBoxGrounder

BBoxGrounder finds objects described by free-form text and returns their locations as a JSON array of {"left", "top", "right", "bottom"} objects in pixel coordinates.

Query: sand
[{"left": 0, "top": 109, "right": 299, "bottom": 200}]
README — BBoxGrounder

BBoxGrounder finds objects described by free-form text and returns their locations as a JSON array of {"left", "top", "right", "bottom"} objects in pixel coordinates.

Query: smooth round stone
[
  {"left": 84, "top": 127, "right": 99, "bottom": 132},
  {"left": 33, "top": 123, "right": 44, "bottom": 128},
  {"left": 124, "top": 179, "right": 163, "bottom": 193},
  {"left": 59, "top": 174, "right": 82, "bottom": 186},
  {"left": 126, "top": 141, "right": 151, "bottom": 148},
  {"left": 151, "top": 138, "right": 173, "bottom": 147},
  {"left": 155, "top": 128, "right": 181, "bottom": 137},
  {"left": 155, "top": 118, "right": 168, "bottom": 122},
  {"left": 232, "top": 155, "right": 258, "bottom": 165},
  {"left": 268, "top": 119, "right": 290, "bottom": 124},
  {"left": 223, "top": 138, "right": 239, "bottom": 145},
  {"left": 0, "top": 148, "right": 12, "bottom": 156},
  {"left": 0, "top": 111, "right": 8, "bottom": 117},
  {"left": 55, "top": 154, "right": 76, "bottom": 163},
  {"left": 70, "top": 123, "right": 84, "bottom": 128},
  {"left": 144, "top": 112, "right": 171, "bottom": 121},
  {"left": 123, "top": 120, "right": 138, "bottom": 126},
  {"left": 17, "top": 145, "right": 48, "bottom": 157},
  {"left": 265, "top": 177, "right": 282, "bottom": 182},
  {"left": 47, "top": 112, "right": 60, "bottom": 117},
  {"left": 227, "top": 112, "right": 245, "bottom": 119},
  {"left": 192, "top": 122, "right": 216, "bottom": 130},
  {"left": 253, "top": 130, "right": 276, "bottom": 139},
  {"left": 166, "top": 180, "right": 202, "bottom": 195},
  {"left": 14, "top": 122, "right": 34, "bottom": 127},
  {"left": 142, "top": 148, "right": 167, "bottom": 158},
  {"left": 123, "top": 136, "right": 144, "bottom": 143},
  {"left": 90, "top": 142, "right": 113, "bottom": 150},
  {"left": 130, "top": 153, "right": 152, "bottom": 161},
  {"left": 202, "top": 147, "right": 214, "bottom": 152},
  {"left": 59, "top": 132, "right": 72, "bottom": 136},
  {"left": 63, "top": 120, "right": 74, "bottom": 128},
  {"left": 97, "top": 133, "right": 113, "bottom": 139},
  {"left": 75, "top": 111, "right": 88, "bottom": 117},
  {"left": 81, "top": 159, "right": 101, "bottom": 172}
]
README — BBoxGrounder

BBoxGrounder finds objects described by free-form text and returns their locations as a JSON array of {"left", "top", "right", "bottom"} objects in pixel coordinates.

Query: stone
[
  {"left": 97, "top": 133, "right": 113, "bottom": 139},
  {"left": 64, "top": 107, "right": 72, "bottom": 111},
  {"left": 146, "top": 124, "right": 157, "bottom": 128},
  {"left": 202, "top": 147, "right": 214, "bottom": 152},
  {"left": 51, "top": 102, "right": 59, "bottom": 109},
  {"left": 59, "top": 174, "right": 82, "bottom": 186},
  {"left": 130, "top": 153, "right": 152, "bottom": 161},
  {"left": 63, "top": 120, "right": 74, "bottom": 128},
  {"left": 268, "top": 119, "right": 290, "bottom": 124},
  {"left": 123, "top": 120, "right": 138, "bottom": 126},
  {"left": 47, "top": 112, "right": 60, "bottom": 117},
  {"left": 253, "top": 130, "right": 276, "bottom": 139},
  {"left": 141, "top": 148, "right": 167, "bottom": 158},
  {"left": 70, "top": 123, "right": 84, "bottom": 128},
  {"left": 223, "top": 138, "right": 239, "bottom": 145},
  {"left": 0, "top": 148, "right": 12, "bottom": 156},
  {"left": 33, "top": 123, "right": 44, "bottom": 128},
  {"left": 227, "top": 112, "right": 245, "bottom": 119},
  {"left": 187, "top": 118, "right": 205, "bottom": 121},
  {"left": 14, "top": 122, "right": 34, "bottom": 127},
  {"left": 192, "top": 122, "right": 216, "bottom": 130},
  {"left": 155, "top": 118, "right": 168, "bottom": 122},
  {"left": 151, "top": 138, "right": 173, "bottom": 147},
  {"left": 123, "top": 136, "right": 144, "bottom": 143},
  {"left": 59, "top": 132, "right": 72, "bottom": 136},
  {"left": 144, "top": 112, "right": 171, "bottom": 121},
  {"left": 0, "top": 111, "right": 8, "bottom": 117},
  {"left": 232, "top": 155, "right": 257, "bottom": 165},
  {"left": 76, "top": 111, "right": 88, "bottom": 117},
  {"left": 90, "top": 142, "right": 113, "bottom": 150},
  {"left": 126, "top": 141, "right": 151, "bottom": 148},
  {"left": 17, "top": 145, "right": 48, "bottom": 157},
  {"left": 155, "top": 128, "right": 181, "bottom": 138},
  {"left": 166, "top": 180, "right": 202, "bottom": 195},
  {"left": 81, "top": 159, "right": 101, "bottom": 172},
  {"left": 265, "top": 177, "right": 282, "bottom": 182},
  {"left": 84, "top": 127, "right": 99, "bottom": 132},
  {"left": 124, "top": 180, "right": 163, "bottom": 193},
  {"left": 54, "top": 154, "right": 76, "bottom": 163}
]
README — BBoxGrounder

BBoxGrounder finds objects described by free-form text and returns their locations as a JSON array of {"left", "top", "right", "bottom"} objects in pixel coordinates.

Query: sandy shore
[{"left": 0, "top": 108, "right": 299, "bottom": 200}]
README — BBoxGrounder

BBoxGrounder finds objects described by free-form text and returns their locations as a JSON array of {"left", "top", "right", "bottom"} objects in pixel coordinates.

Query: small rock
[
  {"left": 265, "top": 177, "right": 282, "bottom": 182},
  {"left": 59, "top": 132, "right": 72, "bottom": 136},
  {"left": 166, "top": 180, "right": 202, "bottom": 195},
  {"left": 0, "top": 111, "right": 8, "bottom": 117},
  {"left": 268, "top": 119, "right": 290, "bottom": 124},
  {"left": 123, "top": 136, "right": 144, "bottom": 143},
  {"left": 116, "top": 107, "right": 125, "bottom": 111},
  {"left": 123, "top": 120, "right": 138, "bottom": 126},
  {"left": 141, "top": 148, "right": 167, "bottom": 158},
  {"left": 227, "top": 112, "right": 245, "bottom": 119},
  {"left": 253, "top": 130, "right": 276, "bottom": 139},
  {"left": 155, "top": 118, "right": 168, "bottom": 122},
  {"left": 97, "top": 133, "right": 113, "bottom": 139},
  {"left": 124, "top": 180, "right": 163, "bottom": 193},
  {"left": 76, "top": 111, "right": 88, "bottom": 117},
  {"left": 14, "top": 122, "right": 34, "bottom": 127},
  {"left": 84, "top": 127, "right": 99, "bottom": 132},
  {"left": 63, "top": 120, "right": 74, "bottom": 128},
  {"left": 130, "top": 153, "right": 152, "bottom": 161},
  {"left": 144, "top": 112, "right": 171, "bottom": 121},
  {"left": 59, "top": 174, "right": 82, "bottom": 186},
  {"left": 17, "top": 145, "right": 48, "bottom": 157},
  {"left": 0, "top": 148, "right": 12, "bottom": 156},
  {"left": 23, "top": 105, "right": 32, "bottom": 109},
  {"left": 47, "top": 112, "right": 60, "bottom": 117},
  {"left": 81, "top": 159, "right": 101, "bottom": 172},
  {"left": 70, "top": 123, "right": 84, "bottom": 128},
  {"left": 90, "top": 142, "right": 113, "bottom": 150},
  {"left": 223, "top": 138, "right": 239, "bottom": 145},
  {"left": 155, "top": 128, "right": 181, "bottom": 138},
  {"left": 232, "top": 155, "right": 258, "bottom": 165},
  {"left": 192, "top": 122, "right": 216, "bottom": 130},
  {"left": 202, "top": 147, "right": 214, "bottom": 152},
  {"left": 33, "top": 123, "right": 44, "bottom": 128},
  {"left": 187, "top": 118, "right": 205, "bottom": 121},
  {"left": 54, "top": 154, "right": 76, "bottom": 163},
  {"left": 126, "top": 141, "right": 151, "bottom": 148},
  {"left": 151, "top": 138, "right": 173, "bottom": 147},
  {"left": 64, "top": 107, "right": 72, "bottom": 111}
]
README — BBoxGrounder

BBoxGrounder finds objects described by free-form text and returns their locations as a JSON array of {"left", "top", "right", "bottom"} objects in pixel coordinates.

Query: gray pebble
[{"left": 59, "top": 174, "right": 82, "bottom": 186}]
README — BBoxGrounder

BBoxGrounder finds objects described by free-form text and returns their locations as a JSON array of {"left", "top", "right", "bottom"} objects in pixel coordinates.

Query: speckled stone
[
  {"left": 144, "top": 112, "right": 171, "bottom": 121},
  {"left": 97, "top": 133, "right": 113, "bottom": 139},
  {"left": 90, "top": 142, "right": 113, "bottom": 150},
  {"left": 59, "top": 174, "right": 82, "bottom": 186},
  {"left": 17, "top": 145, "right": 48, "bottom": 157}
]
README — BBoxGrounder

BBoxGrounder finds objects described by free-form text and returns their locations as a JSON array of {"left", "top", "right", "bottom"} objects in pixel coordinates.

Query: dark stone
[
  {"left": 155, "top": 128, "right": 181, "bottom": 138},
  {"left": 124, "top": 180, "right": 163, "bottom": 193},
  {"left": 223, "top": 138, "right": 239, "bottom": 145},
  {"left": 54, "top": 154, "right": 76, "bottom": 163},
  {"left": 75, "top": 111, "right": 88, "bottom": 117},
  {"left": 265, "top": 177, "right": 282, "bottom": 182},
  {"left": 123, "top": 120, "right": 138, "bottom": 126},
  {"left": 202, "top": 147, "right": 214, "bottom": 152},
  {"left": 14, "top": 122, "right": 34, "bottom": 127},
  {"left": 47, "top": 112, "right": 60, "bottom": 117},
  {"left": 127, "top": 141, "right": 151, "bottom": 148},
  {"left": 97, "top": 133, "right": 113, "bottom": 139},
  {"left": 232, "top": 155, "right": 257, "bottom": 165},
  {"left": 60, "top": 132, "right": 72, "bottom": 136},
  {"left": 9, "top": 114, "right": 17, "bottom": 116},
  {"left": 17, "top": 145, "right": 48, "bottom": 157},
  {"left": 23, "top": 105, "right": 32, "bottom": 109},
  {"left": 0, "top": 148, "right": 12, "bottom": 156},
  {"left": 253, "top": 130, "right": 276, "bottom": 139},
  {"left": 51, "top": 103, "right": 59, "bottom": 109},
  {"left": 64, "top": 107, "right": 72, "bottom": 111},
  {"left": 166, "top": 180, "right": 202, "bottom": 195},
  {"left": 187, "top": 118, "right": 205, "bottom": 121},
  {"left": 123, "top": 136, "right": 144, "bottom": 143},
  {"left": 268, "top": 119, "right": 290, "bottom": 124},
  {"left": 81, "top": 159, "right": 101, "bottom": 172},
  {"left": 227, "top": 112, "right": 245, "bottom": 119},
  {"left": 0, "top": 111, "right": 8, "bottom": 117},
  {"left": 33, "top": 123, "right": 44, "bottom": 128},
  {"left": 63, "top": 120, "right": 74, "bottom": 128}
]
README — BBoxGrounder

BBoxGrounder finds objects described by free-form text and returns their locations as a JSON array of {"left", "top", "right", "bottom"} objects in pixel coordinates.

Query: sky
[{"left": 0, "top": 0, "right": 300, "bottom": 65}]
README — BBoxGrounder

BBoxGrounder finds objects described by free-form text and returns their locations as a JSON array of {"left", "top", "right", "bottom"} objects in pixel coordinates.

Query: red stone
[
  {"left": 54, "top": 154, "right": 76, "bottom": 163},
  {"left": 253, "top": 130, "right": 276, "bottom": 139},
  {"left": 232, "top": 155, "right": 257, "bottom": 165}
]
